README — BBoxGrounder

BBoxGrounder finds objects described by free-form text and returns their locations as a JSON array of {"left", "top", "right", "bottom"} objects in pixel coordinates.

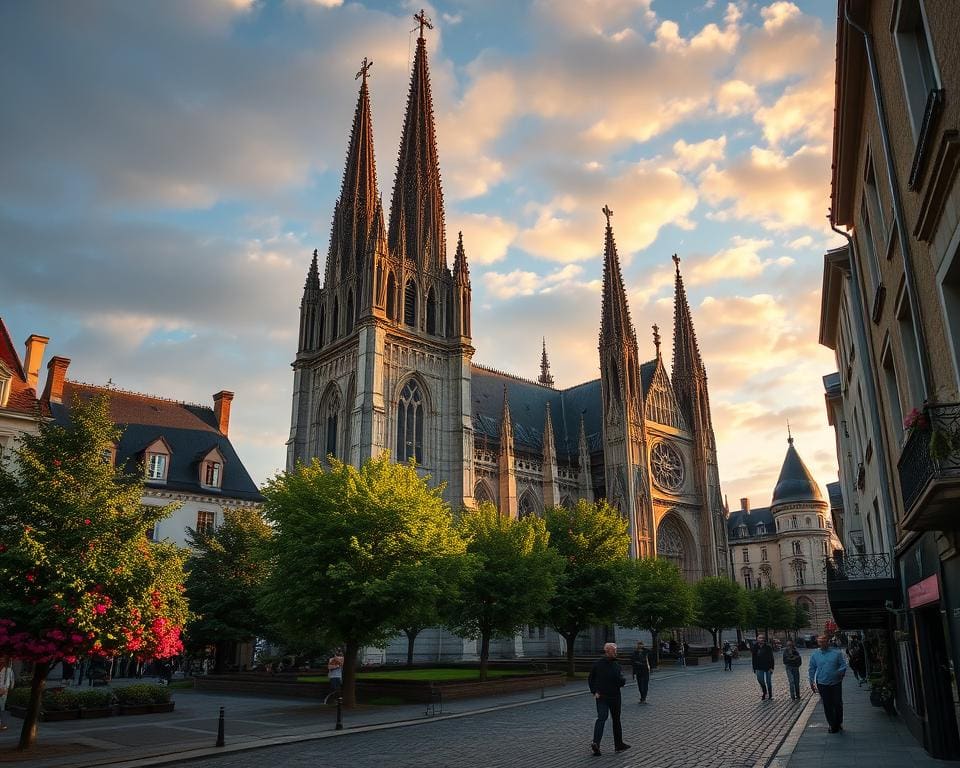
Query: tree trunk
[
  {"left": 650, "top": 630, "right": 660, "bottom": 669},
  {"left": 18, "top": 661, "right": 51, "bottom": 751},
  {"left": 342, "top": 639, "right": 359, "bottom": 708},
  {"left": 214, "top": 641, "right": 229, "bottom": 674},
  {"left": 712, "top": 629, "right": 719, "bottom": 649},
  {"left": 562, "top": 631, "right": 577, "bottom": 679},
  {"left": 479, "top": 632, "right": 490, "bottom": 681},
  {"left": 404, "top": 628, "right": 419, "bottom": 668}
]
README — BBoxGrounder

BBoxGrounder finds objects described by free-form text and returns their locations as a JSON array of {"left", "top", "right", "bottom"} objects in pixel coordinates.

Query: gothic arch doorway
[{"left": 656, "top": 513, "right": 695, "bottom": 580}]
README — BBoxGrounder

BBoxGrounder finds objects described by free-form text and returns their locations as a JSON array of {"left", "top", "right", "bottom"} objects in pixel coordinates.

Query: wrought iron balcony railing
[
  {"left": 897, "top": 403, "right": 960, "bottom": 518},
  {"left": 825, "top": 553, "right": 893, "bottom": 581}
]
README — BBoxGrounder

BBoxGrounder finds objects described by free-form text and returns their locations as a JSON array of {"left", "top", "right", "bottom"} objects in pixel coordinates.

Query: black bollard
[
  {"left": 335, "top": 695, "right": 343, "bottom": 731},
  {"left": 216, "top": 706, "right": 225, "bottom": 747}
]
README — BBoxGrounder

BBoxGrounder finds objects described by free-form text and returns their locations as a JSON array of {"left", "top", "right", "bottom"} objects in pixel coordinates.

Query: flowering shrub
[{"left": 903, "top": 408, "right": 930, "bottom": 431}]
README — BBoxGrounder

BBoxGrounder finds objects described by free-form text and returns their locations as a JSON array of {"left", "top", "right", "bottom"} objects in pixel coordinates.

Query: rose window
[{"left": 651, "top": 442, "right": 684, "bottom": 492}]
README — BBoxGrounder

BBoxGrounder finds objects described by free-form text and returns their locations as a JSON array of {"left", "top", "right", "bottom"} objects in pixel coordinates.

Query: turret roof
[{"left": 771, "top": 437, "right": 825, "bottom": 506}]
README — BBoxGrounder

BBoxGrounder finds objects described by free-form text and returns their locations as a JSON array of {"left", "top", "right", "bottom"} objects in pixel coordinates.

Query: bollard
[
  {"left": 216, "top": 706, "right": 225, "bottom": 747},
  {"left": 335, "top": 695, "right": 343, "bottom": 731}
]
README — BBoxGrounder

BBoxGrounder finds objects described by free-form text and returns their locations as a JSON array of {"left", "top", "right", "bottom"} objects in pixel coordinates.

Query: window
[
  {"left": 101, "top": 448, "right": 114, "bottom": 466},
  {"left": 893, "top": 0, "right": 940, "bottom": 139},
  {"left": 145, "top": 523, "right": 158, "bottom": 542},
  {"left": 0, "top": 369, "right": 10, "bottom": 408},
  {"left": 881, "top": 342, "right": 905, "bottom": 441},
  {"left": 396, "top": 380, "right": 424, "bottom": 463},
  {"left": 792, "top": 541, "right": 802, "bottom": 555},
  {"left": 147, "top": 453, "right": 167, "bottom": 480},
  {"left": 805, "top": 516, "right": 812, "bottom": 527},
  {"left": 345, "top": 291, "right": 354, "bottom": 335},
  {"left": 793, "top": 561, "right": 806, "bottom": 586},
  {"left": 859, "top": 197, "right": 881, "bottom": 295},
  {"left": 519, "top": 492, "right": 539, "bottom": 519},
  {"left": 742, "top": 548, "right": 749, "bottom": 563},
  {"left": 864, "top": 156, "right": 887, "bottom": 258},
  {"left": 743, "top": 569, "right": 753, "bottom": 590},
  {"left": 791, "top": 515, "right": 798, "bottom": 529},
  {"left": 332, "top": 297, "right": 340, "bottom": 340},
  {"left": 738, "top": 524, "right": 748, "bottom": 538},
  {"left": 318, "top": 305, "right": 326, "bottom": 347},
  {"left": 386, "top": 272, "right": 397, "bottom": 320},
  {"left": 761, "top": 547, "right": 768, "bottom": 562},
  {"left": 196, "top": 510, "right": 215, "bottom": 536},
  {"left": 204, "top": 461, "right": 221, "bottom": 487},
  {"left": 426, "top": 287, "right": 437, "bottom": 335},
  {"left": 404, "top": 280, "right": 417, "bottom": 327},
  {"left": 897, "top": 297, "right": 925, "bottom": 407},
  {"left": 756, "top": 523, "right": 766, "bottom": 535}
]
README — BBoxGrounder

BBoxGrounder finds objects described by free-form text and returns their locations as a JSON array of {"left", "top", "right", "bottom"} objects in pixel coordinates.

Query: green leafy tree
[
  {"left": 693, "top": 577, "right": 746, "bottom": 651},
  {"left": 258, "top": 455, "right": 465, "bottom": 706},
  {"left": 623, "top": 558, "right": 694, "bottom": 667},
  {"left": 747, "top": 586, "right": 794, "bottom": 636},
  {"left": 0, "top": 395, "right": 188, "bottom": 750},
  {"left": 185, "top": 507, "right": 273, "bottom": 673},
  {"left": 543, "top": 501, "right": 633, "bottom": 678},
  {"left": 447, "top": 503, "right": 562, "bottom": 680},
  {"left": 792, "top": 601, "right": 811, "bottom": 636}
]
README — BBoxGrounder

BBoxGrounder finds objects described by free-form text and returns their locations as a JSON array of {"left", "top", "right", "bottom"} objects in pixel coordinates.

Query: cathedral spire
[
  {"left": 387, "top": 12, "right": 446, "bottom": 269},
  {"left": 298, "top": 249, "right": 321, "bottom": 353},
  {"left": 671, "top": 253, "right": 705, "bottom": 381},
  {"left": 498, "top": 384, "right": 518, "bottom": 517},
  {"left": 332, "top": 58, "right": 381, "bottom": 277},
  {"left": 577, "top": 413, "right": 594, "bottom": 502},
  {"left": 453, "top": 231, "right": 469, "bottom": 284},
  {"left": 305, "top": 248, "right": 320, "bottom": 290},
  {"left": 599, "top": 205, "right": 637, "bottom": 349},
  {"left": 538, "top": 337, "right": 555, "bottom": 387},
  {"left": 542, "top": 402, "right": 560, "bottom": 508}
]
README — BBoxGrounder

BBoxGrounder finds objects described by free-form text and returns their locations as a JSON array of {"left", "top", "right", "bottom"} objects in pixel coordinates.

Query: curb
[{"left": 758, "top": 692, "right": 820, "bottom": 768}]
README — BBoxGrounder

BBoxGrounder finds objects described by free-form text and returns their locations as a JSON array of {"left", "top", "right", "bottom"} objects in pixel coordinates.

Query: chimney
[
  {"left": 213, "top": 390, "right": 234, "bottom": 436},
  {"left": 740, "top": 497, "right": 751, "bottom": 514},
  {"left": 23, "top": 334, "right": 49, "bottom": 390},
  {"left": 41, "top": 356, "right": 70, "bottom": 404}
]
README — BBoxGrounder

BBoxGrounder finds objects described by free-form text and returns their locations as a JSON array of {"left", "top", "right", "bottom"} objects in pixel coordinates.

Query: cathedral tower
[{"left": 598, "top": 205, "right": 653, "bottom": 557}]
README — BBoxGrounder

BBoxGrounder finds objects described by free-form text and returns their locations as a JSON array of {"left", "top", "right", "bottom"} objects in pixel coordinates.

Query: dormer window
[
  {"left": 756, "top": 523, "right": 766, "bottom": 535},
  {"left": 147, "top": 453, "right": 167, "bottom": 480},
  {"left": 199, "top": 446, "right": 226, "bottom": 489},
  {"left": 0, "top": 362, "right": 12, "bottom": 408},
  {"left": 143, "top": 437, "right": 172, "bottom": 482},
  {"left": 738, "top": 525, "right": 748, "bottom": 538},
  {"left": 204, "top": 461, "right": 221, "bottom": 487}
]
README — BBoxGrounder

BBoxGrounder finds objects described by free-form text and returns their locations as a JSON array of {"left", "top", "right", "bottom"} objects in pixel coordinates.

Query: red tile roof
[
  {"left": 61, "top": 382, "right": 221, "bottom": 433},
  {"left": 0, "top": 317, "right": 43, "bottom": 417}
]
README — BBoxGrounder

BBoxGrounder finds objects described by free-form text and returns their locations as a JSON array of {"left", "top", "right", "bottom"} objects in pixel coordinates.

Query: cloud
[
  {"left": 754, "top": 65, "right": 834, "bottom": 146},
  {"left": 446, "top": 212, "right": 518, "bottom": 265},
  {"left": 715, "top": 79, "right": 759, "bottom": 116},
  {"left": 687, "top": 236, "right": 794, "bottom": 284},
  {"left": 481, "top": 264, "right": 592, "bottom": 300},
  {"left": 736, "top": 1, "right": 831, "bottom": 84},
  {"left": 673, "top": 136, "right": 727, "bottom": 171}
]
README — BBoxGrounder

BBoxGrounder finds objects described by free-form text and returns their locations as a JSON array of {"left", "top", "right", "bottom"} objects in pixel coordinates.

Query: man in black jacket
[
  {"left": 630, "top": 641, "right": 651, "bottom": 703},
  {"left": 588, "top": 643, "right": 630, "bottom": 756},
  {"left": 752, "top": 635, "right": 776, "bottom": 700}
]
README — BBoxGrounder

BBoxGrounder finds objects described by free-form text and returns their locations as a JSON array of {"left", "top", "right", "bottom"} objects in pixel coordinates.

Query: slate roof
[
  {"left": 52, "top": 382, "right": 262, "bottom": 502},
  {"left": 0, "top": 317, "right": 45, "bottom": 417},
  {"left": 726, "top": 506, "right": 775, "bottom": 539},
  {"left": 772, "top": 439, "right": 825, "bottom": 505},
  {"left": 470, "top": 359, "right": 658, "bottom": 460}
]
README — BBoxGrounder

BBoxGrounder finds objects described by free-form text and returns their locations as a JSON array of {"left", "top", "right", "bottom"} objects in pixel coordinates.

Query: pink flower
[
  {"left": 25, "top": 573, "right": 35, "bottom": 583},
  {"left": 93, "top": 603, "right": 108, "bottom": 615},
  {"left": 83, "top": 518, "right": 91, "bottom": 526},
  {"left": 52, "top": 459, "right": 61, "bottom": 468}
]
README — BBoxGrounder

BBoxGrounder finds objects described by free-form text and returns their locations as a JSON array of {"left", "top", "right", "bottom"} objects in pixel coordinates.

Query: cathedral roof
[
  {"left": 726, "top": 506, "right": 775, "bottom": 539},
  {"left": 771, "top": 437, "right": 825, "bottom": 506},
  {"left": 471, "top": 358, "right": 659, "bottom": 459}
]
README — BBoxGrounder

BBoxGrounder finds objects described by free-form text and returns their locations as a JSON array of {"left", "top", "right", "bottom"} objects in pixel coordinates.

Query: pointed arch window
[
  {"left": 461, "top": 289, "right": 470, "bottom": 336},
  {"left": 314, "top": 385, "right": 342, "bottom": 461},
  {"left": 607, "top": 360, "right": 621, "bottom": 408},
  {"left": 426, "top": 287, "right": 437, "bottom": 335},
  {"left": 474, "top": 480, "right": 494, "bottom": 505},
  {"left": 376, "top": 263, "right": 384, "bottom": 305},
  {"left": 396, "top": 379, "right": 425, "bottom": 463},
  {"left": 332, "top": 297, "right": 340, "bottom": 340},
  {"left": 519, "top": 491, "right": 540, "bottom": 518},
  {"left": 386, "top": 272, "right": 397, "bottom": 320},
  {"left": 404, "top": 280, "right": 417, "bottom": 327},
  {"left": 345, "top": 290, "right": 355, "bottom": 335},
  {"left": 318, "top": 305, "right": 326, "bottom": 348}
]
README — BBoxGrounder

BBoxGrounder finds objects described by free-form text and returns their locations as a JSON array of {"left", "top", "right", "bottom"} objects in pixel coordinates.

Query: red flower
[
  {"left": 52, "top": 459, "right": 61, "bottom": 468},
  {"left": 25, "top": 573, "right": 35, "bottom": 583},
  {"left": 84, "top": 519, "right": 91, "bottom": 526}
]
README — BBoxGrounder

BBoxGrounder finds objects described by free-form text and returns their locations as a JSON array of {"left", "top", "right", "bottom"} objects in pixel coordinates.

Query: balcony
[
  {"left": 825, "top": 553, "right": 897, "bottom": 630},
  {"left": 898, "top": 404, "right": 960, "bottom": 531}
]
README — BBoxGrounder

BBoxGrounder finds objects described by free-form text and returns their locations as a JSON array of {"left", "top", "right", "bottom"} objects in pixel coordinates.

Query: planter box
[
  {"left": 118, "top": 704, "right": 153, "bottom": 716},
  {"left": 79, "top": 707, "right": 114, "bottom": 719},
  {"left": 6, "top": 705, "right": 26, "bottom": 719},
  {"left": 41, "top": 709, "right": 81, "bottom": 722},
  {"left": 151, "top": 702, "right": 175, "bottom": 713}
]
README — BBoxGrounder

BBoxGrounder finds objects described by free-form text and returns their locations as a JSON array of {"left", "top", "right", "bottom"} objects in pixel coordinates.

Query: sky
[{"left": 0, "top": 0, "right": 844, "bottom": 510}]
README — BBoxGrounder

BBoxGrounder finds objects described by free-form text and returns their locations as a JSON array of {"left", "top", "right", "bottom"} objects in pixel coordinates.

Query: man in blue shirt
[{"left": 809, "top": 634, "right": 848, "bottom": 733}]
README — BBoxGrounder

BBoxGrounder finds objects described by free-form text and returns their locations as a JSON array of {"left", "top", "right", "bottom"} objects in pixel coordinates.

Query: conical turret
[
  {"left": 387, "top": 13, "right": 446, "bottom": 270},
  {"left": 772, "top": 435, "right": 825, "bottom": 507}
]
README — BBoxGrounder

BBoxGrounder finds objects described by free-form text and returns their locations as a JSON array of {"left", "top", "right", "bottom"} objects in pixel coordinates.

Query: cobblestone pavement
[{"left": 185, "top": 662, "right": 810, "bottom": 768}]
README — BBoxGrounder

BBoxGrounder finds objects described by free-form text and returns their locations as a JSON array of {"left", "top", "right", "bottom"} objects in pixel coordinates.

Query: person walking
[
  {"left": 677, "top": 640, "right": 686, "bottom": 667},
  {"left": 588, "top": 643, "right": 630, "bottom": 756},
  {"left": 630, "top": 641, "right": 651, "bottom": 703},
  {"left": 722, "top": 641, "right": 734, "bottom": 671},
  {"left": 783, "top": 640, "right": 803, "bottom": 700},
  {"left": 847, "top": 637, "right": 866, "bottom": 686},
  {"left": 0, "top": 656, "right": 15, "bottom": 731},
  {"left": 809, "top": 634, "right": 848, "bottom": 733},
  {"left": 327, "top": 649, "right": 344, "bottom": 697},
  {"left": 752, "top": 635, "right": 775, "bottom": 699}
]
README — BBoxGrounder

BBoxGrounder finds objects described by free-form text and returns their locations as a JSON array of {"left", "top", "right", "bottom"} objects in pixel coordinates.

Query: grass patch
[
  {"left": 297, "top": 668, "right": 545, "bottom": 683},
  {"left": 168, "top": 680, "right": 195, "bottom": 690}
]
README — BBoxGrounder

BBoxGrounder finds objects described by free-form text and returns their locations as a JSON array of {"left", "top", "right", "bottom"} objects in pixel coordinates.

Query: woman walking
[{"left": 0, "top": 656, "right": 15, "bottom": 731}]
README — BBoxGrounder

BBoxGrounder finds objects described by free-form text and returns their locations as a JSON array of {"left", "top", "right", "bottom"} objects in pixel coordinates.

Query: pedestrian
[
  {"left": 752, "top": 634, "right": 775, "bottom": 699},
  {"left": 677, "top": 640, "right": 686, "bottom": 668},
  {"left": 328, "top": 649, "right": 344, "bottom": 696},
  {"left": 722, "top": 641, "right": 734, "bottom": 671},
  {"left": 630, "top": 641, "right": 651, "bottom": 703},
  {"left": 809, "top": 634, "right": 848, "bottom": 733},
  {"left": 783, "top": 640, "right": 802, "bottom": 700},
  {"left": 0, "top": 656, "right": 14, "bottom": 731},
  {"left": 588, "top": 642, "right": 630, "bottom": 756},
  {"left": 847, "top": 638, "right": 866, "bottom": 686}
]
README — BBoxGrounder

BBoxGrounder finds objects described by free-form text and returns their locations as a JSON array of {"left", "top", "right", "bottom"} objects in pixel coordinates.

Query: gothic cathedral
[{"left": 287, "top": 25, "right": 730, "bottom": 596}]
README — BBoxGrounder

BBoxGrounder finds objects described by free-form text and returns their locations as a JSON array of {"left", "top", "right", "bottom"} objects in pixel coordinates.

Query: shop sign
[{"left": 908, "top": 573, "right": 940, "bottom": 608}]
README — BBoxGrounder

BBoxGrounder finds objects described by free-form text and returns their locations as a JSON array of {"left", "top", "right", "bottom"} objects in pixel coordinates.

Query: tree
[
  {"left": 447, "top": 503, "right": 562, "bottom": 681},
  {"left": 747, "top": 586, "right": 794, "bottom": 637},
  {"left": 0, "top": 395, "right": 188, "bottom": 750},
  {"left": 791, "top": 601, "right": 810, "bottom": 638},
  {"left": 543, "top": 501, "right": 633, "bottom": 678},
  {"left": 623, "top": 558, "right": 693, "bottom": 668},
  {"left": 184, "top": 508, "right": 273, "bottom": 673},
  {"left": 258, "top": 455, "right": 465, "bottom": 706},
  {"left": 693, "top": 576, "right": 746, "bottom": 651}
]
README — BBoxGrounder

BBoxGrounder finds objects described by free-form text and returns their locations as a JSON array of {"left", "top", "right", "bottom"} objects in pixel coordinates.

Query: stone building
[
  {"left": 726, "top": 437, "right": 836, "bottom": 633},
  {"left": 286, "top": 21, "right": 729, "bottom": 659},
  {"left": 825, "top": 0, "right": 960, "bottom": 757}
]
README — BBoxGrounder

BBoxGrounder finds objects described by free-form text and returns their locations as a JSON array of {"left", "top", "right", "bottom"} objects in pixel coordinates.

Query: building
[
  {"left": 726, "top": 437, "right": 836, "bottom": 632},
  {"left": 40, "top": 356, "right": 262, "bottom": 549},
  {"left": 826, "top": 0, "right": 960, "bottom": 757},
  {"left": 286, "top": 20, "right": 729, "bottom": 659},
  {"left": 0, "top": 318, "right": 48, "bottom": 464}
]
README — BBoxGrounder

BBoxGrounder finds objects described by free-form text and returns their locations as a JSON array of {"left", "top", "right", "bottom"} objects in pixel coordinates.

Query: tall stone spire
[
  {"left": 331, "top": 58, "right": 381, "bottom": 278},
  {"left": 298, "top": 248, "right": 321, "bottom": 353},
  {"left": 541, "top": 403, "right": 560, "bottom": 508},
  {"left": 498, "top": 384, "right": 518, "bottom": 517},
  {"left": 577, "top": 414, "right": 594, "bottom": 502},
  {"left": 599, "top": 205, "right": 637, "bottom": 349},
  {"left": 453, "top": 231, "right": 469, "bottom": 284},
  {"left": 538, "top": 338, "right": 555, "bottom": 387},
  {"left": 387, "top": 12, "right": 446, "bottom": 269},
  {"left": 671, "top": 254, "right": 705, "bottom": 381}
]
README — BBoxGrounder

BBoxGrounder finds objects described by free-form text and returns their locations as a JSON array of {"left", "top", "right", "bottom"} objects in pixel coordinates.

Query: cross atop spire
[
  {"left": 787, "top": 420, "right": 793, "bottom": 445},
  {"left": 602, "top": 204, "right": 614, "bottom": 226},
  {"left": 355, "top": 56, "right": 373, "bottom": 83},
  {"left": 652, "top": 324, "right": 661, "bottom": 355},
  {"left": 538, "top": 337, "right": 555, "bottom": 387},
  {"left": 672, "top": 252, "right": 681, "bottom": 273},
  {"left": 414, "top": 8, "right": 433, "bottom": 39}
]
